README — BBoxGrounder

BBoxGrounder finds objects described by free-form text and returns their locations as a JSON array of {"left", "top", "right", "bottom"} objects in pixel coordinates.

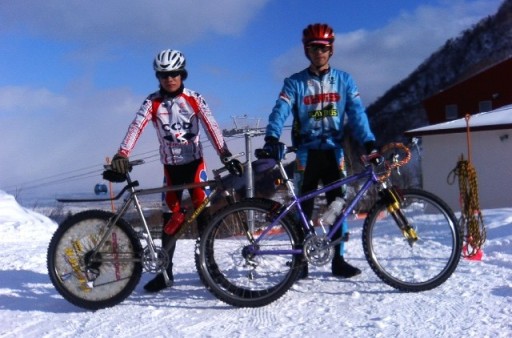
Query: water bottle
[
  {"left": 321, "top": 197, "right": 345, "bottom": 225},
  {"left": 164, "top": 208, "right": 187, "bottom": 235}
]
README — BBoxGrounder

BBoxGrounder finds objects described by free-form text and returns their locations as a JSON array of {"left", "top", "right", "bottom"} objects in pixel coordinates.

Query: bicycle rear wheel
[
  {"left": 47, "top": 210, "right": 143, "bottom": 310},
  {"left": 197, "top": 198, "right": 304, "bottom": 307},
  {"left": 363, "top": 188, "right": 462, "bottom": 292}
]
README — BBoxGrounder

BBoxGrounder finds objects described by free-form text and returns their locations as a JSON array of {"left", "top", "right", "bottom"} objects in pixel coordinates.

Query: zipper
[{"left": 319, "top": 71, "right": 327, "bottom": 146}]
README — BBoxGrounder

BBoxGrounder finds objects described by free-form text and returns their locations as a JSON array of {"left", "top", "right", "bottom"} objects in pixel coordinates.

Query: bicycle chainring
[
  {"left": 142, "top": 247, "right": 169, "bottom": 273},
  {"left": 303, "top": 235, "right": 334, "bottom": 266}
]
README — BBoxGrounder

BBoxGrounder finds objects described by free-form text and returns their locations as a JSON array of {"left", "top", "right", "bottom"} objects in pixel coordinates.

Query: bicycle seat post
[
  {"left": 125, "top": 172, "right": 134, "bottom": 186},
  {"left": 277, "top": 161, "right": 297, "bottom": 199}
]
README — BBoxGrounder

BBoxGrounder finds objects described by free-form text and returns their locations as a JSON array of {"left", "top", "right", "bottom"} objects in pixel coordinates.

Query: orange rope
[
  {"left": 449, "top": 115, "right": 486, "bottom": 258},
  {"left": 465, "top": 114, "right": 472, "bottom": 163}
]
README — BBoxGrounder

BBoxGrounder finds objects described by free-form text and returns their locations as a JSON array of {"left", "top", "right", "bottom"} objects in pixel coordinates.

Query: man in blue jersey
[{"left": 264, "top": 23, "right": 378, "bottom": 278}]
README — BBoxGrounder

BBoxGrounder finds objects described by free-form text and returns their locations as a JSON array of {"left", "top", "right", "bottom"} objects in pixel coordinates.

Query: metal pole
[
  {"left": 245, "top": 131, "right": 254, "bottom": 198},
  {"left": 244, "top": 131, "right": 256, "bottom": 232}
]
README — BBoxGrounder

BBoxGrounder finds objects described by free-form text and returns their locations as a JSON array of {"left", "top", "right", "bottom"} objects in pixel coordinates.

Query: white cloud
[
  {"left": 0, "top": 84, "right": 158, "bottom": 193},
  {"left": 0, "top": 0, "right": 270, "bottom": 47},
  {"left": 0, "top": 86, "right": 68, "bottom": 114}
]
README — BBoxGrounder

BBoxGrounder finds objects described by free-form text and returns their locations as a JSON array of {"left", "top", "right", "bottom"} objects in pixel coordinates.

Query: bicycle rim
[
  {"left": 47, "top": 210, "right": 142, "bottom": 310},
  {"left": 363, "top": 188, "right": 462, "bottom": 292},
  {"left": 199, "top": 198, "right": 303, "bottom": 307}
]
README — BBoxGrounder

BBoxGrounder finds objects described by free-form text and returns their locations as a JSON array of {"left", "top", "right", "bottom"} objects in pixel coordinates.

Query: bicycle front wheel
[
  {"left": 197, "top": 198, "right": 304, "bottom": 307},
  {"left": 47, "top": 210, "right": 143, "bottom": 310},
  {"left": 363, "top": 188, "right": 462, "bottom": 292}
]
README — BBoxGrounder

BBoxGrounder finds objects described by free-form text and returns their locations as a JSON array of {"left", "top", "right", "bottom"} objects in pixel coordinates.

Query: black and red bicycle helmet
[{"left": 302, "top": 23, "right": 335, "bottom": 46}]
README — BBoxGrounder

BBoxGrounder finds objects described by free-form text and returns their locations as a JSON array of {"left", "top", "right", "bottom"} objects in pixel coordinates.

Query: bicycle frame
[
  {"left": 57, "top": 161, "right": 236, "bottom": 274},
  {"left": 252, "top": 161, "right": 385, "bottom": 255}
]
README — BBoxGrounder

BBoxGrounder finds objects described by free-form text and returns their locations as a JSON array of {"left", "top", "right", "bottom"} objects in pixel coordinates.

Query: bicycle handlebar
[
  {"left": 254, "top": 146, "right": 296, "bottom": 160},
  {"left": 361, "top": 142, "right": 411, "bottom": 168},
  {"left": 215, "top": 151, "right": 245, "bottom": 178},
  {"left": 222, "top": 151, "right": 246, "bottom": 163},
  {"left": 102, "top": 151, "right": 245, "bottom": 182},
  {"left": 361, "top": 143, "right": 412, "bottom": 181},
  {"left": 254, "top": 143, "right": 411, "bottom": 181},
  {"left": 103, "top": 159, "right": 145, "bottom": 171}
]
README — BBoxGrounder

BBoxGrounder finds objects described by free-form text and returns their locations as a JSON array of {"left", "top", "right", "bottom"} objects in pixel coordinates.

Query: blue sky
[{"left": 0, "top": 0, "right": 503, "bottom": 198}]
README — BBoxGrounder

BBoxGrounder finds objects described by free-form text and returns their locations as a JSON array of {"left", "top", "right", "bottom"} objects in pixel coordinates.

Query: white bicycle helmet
[{"left": 153, "top": 49, "right": 186, "bottom": 72}]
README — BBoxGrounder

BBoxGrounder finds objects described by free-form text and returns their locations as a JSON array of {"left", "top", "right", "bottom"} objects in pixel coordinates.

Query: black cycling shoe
[
  {"left": 143, "top": 272, "right": 174, "bottom": 293},
  {"left": 298, "top": 264, "right": 309, "bottom": 279},
  {"left": 331, "top": 255, "right": 361, "bottom": 278}
]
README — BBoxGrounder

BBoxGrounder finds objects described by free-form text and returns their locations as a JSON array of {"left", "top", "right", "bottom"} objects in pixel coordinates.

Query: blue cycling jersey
[{"left": 266, "top": 67, "right": 375, "bottom": 164}]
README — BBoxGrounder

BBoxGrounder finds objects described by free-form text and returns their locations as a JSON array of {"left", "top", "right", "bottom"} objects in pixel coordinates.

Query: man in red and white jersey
[{"left": 110, "top": 49, "right": 238, "bottom": 293}]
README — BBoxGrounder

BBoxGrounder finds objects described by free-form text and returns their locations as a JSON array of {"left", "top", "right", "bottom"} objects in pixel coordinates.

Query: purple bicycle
[{"left": 196, "top": 143, "right": 462, "bottom": 307}]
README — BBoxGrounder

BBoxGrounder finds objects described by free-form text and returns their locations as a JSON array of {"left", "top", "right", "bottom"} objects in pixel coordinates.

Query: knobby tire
[
  {"left": 362, "top": 188, "right": 462, "bottom": 292},
  {"left": 197, "top": 198, "right": 305, "bottom": 307}
]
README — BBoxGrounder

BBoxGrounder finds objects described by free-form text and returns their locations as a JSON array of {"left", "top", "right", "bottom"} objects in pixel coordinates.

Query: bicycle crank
[
  {"left": 142, "top": 247, "right": 169, "bottom": 273},
  {"left": 303, "top": 235, "right": 334, "bottom": 266}
]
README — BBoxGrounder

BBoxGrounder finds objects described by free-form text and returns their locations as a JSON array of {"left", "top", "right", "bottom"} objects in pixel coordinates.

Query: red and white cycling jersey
[{"left": 118, "top": 88, "right": 229, "bottom": 165}]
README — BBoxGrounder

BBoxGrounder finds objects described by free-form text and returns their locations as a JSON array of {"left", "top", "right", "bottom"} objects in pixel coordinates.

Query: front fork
[{"left": 380, "top": 187, "right": 419, "bottom": 246}]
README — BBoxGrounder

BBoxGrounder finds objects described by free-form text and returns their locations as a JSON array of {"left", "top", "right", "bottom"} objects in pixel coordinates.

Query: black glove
[
  {"left": 364, "top": 141, "right": 377, "bottom": 154},
  {"left": 111, "top": 154, "right": 130, "bottom": 174},
  {"left": 364, "top": 141, "right": 382, "bottom": 165},
  {"left": 225, "top": 159, "right": 244, "bottom": 177},
  {"left": 263, "top": 136, "right": 286, "bottom": 161}
]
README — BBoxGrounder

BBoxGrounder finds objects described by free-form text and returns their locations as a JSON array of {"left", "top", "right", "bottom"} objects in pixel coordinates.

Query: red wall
[{"left": 423, "top": 58, "right": 512, "bottom": 124}]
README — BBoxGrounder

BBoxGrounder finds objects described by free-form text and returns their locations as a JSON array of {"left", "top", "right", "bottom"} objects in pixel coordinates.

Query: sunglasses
[
  {"left": 307, "top": 44, "right": 332, "bottom": 53},
  {"left": 156, "top": 71, "right": 183, "bottom": 79}
]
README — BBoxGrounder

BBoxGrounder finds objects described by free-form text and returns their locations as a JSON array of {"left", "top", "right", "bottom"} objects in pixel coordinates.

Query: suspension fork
[
  {"left": 88, "top": 174, "right": 152, "bottom": 262},
  {"left": 79, "top": 193, "right": 142, "bottom": 285},
  {"left": 87, "top": 195, "right": 134, "bottom": 263},
  {"left": 380, "top": 186, "right": 419, "bottom": 246}
]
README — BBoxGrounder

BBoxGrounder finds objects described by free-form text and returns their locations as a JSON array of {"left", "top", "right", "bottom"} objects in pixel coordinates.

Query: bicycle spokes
[
  {"left": 48, "top": 210, "right": 143, "bottom": 310},
  {"left": 64, "top": 245, "right": 93, "bottom": 292},
  {"left": 363, "top": 189, "right": 461, "bottom": 292},
  {"left": 198, "top": 199, "right": 304, "bottom": 307}
]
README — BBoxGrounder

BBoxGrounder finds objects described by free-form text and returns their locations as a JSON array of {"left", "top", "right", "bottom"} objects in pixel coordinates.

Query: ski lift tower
[{"left": 224, "top": 115, "right": 265, "bottom": 199}]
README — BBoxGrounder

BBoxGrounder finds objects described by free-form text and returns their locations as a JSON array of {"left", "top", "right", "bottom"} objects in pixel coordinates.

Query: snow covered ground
[{"left": 0, "top": 189, "right": 511, "bottom": 337}]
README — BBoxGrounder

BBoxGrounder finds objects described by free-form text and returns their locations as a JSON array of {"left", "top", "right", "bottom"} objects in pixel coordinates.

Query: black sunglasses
[
  {"left": 156, "top": 71, "right": 183, "bottom": 79},
  {"left": 307, "top": 44, "right": 332, "bottom": 53}
]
